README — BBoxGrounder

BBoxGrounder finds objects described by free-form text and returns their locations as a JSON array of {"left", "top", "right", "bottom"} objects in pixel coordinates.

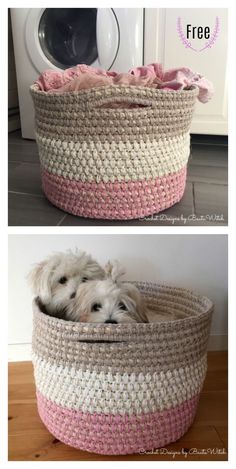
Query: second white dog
[{"left": 66, "top": 260, "right": 148, "bottom": 323}]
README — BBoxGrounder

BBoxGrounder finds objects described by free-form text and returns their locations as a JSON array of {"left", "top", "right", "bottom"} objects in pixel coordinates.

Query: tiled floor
[{"left": 8, "top": 131, "right": 228, "bottom": 226}]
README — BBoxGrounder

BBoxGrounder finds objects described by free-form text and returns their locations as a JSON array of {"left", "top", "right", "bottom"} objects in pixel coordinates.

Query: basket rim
[
  {"left": 32, "top": 281, "right": 214, "bottom": 339},
  {"left": 30, "top": 83, "right": 199, "bottom": 99}
]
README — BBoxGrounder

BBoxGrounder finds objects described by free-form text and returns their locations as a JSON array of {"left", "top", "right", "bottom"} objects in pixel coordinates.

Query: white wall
[
  {"left": 8, "top": 235, "right": 228, "bottom": 360},
  {"left": 144, "top": 8, "right": 228, "bottom": 135}
]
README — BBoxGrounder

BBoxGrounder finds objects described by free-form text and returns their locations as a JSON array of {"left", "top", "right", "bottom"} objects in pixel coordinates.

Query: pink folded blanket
[{"left": 35, "top": 63, "right": 213, "bottom": 104}]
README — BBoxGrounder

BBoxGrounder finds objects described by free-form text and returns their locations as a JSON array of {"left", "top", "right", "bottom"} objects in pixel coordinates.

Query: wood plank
[{"left": 214, "top": 425, "right": 228, "bottom": 447}]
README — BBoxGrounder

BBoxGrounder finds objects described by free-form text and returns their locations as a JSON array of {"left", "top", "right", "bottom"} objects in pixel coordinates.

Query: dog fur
[
  {"left": 28, "top": 250, "right": 105, "bottom": 319},
  {"left": 66, "top": 260, "right": 149, "bottom": 323}
]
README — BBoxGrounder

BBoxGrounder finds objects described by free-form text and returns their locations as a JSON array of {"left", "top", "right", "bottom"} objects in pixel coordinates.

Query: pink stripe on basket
[
  {"left": 41, "top": 166, "right": 187, "bottom": 220},
  {"left": 36, "top": 390, "right": 199, "bottom": 455}
]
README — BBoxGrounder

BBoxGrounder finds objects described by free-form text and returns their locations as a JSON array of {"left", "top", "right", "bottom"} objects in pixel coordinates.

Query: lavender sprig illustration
[
  {"left": 177, "top": 17, "right": 197, "bottom": 51},
  {"left": 199, "top": 16, "right": 220, "bottom": 51}
]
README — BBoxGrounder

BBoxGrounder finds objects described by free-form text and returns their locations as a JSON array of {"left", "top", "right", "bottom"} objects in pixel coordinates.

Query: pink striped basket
[
  {"left": 30, "top": 84, "right": 198, "bottom": 220},
  {"left": 32, "top": 283, "right": 213, "bottom": 455}
]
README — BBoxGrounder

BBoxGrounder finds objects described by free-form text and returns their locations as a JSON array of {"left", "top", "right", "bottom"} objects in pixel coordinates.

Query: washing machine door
[{"left": 25, "top": 8, "right": 120, "bottom": 72}]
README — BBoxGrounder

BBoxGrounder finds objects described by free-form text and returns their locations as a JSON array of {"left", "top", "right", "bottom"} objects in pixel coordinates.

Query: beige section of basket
[
  {"left": 32, "top": 282, "right": 213, "bottom": 374},
  {"left": 30, "top": 85, "right": 198, "bottom": 219},
  {"left": 32, "top": 282, "right": 213, "bottom": 455}
]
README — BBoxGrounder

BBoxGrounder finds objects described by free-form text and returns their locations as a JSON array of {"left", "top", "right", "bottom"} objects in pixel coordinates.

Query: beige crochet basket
[
  {"left": 30, "top": 84, "right": 198, "bottom": 220},
  {"left": 32, "top": 282, "right": 213, "bottom": 455}
]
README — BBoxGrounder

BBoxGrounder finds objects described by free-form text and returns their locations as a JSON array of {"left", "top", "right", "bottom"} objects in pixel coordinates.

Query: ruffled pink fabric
[{"left": 35, "top": 63, "right": 213, "bottom": 103}]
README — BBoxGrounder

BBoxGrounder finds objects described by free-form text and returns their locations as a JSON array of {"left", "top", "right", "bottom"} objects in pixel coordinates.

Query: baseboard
[
  {"left": 8, "top": 334, "right": 228, "bottom": 362},
  {"left": 8, "top": 343, "right": 32, "bottom": 362},
  {"left": 8, "top": 114, "right": 21, "bottom": 132},
  {"left": 207, "top": 334, "right": 228, "bottom": 351}
]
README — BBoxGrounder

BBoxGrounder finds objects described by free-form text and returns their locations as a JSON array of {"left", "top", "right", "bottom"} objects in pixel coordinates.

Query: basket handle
[{"left": 86, "top": 86, "right": 157, "bottom": 110}]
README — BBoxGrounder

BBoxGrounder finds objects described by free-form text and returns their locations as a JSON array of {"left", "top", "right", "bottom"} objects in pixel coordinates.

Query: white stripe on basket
[
  {"left": 32, "top": 353, "right": 207, "bottom": 415},
  {"left": 36, "top": 132, "right": 190, "bottom": 183}
]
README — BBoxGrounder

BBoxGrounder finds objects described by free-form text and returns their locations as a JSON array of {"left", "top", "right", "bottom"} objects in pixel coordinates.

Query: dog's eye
[
  {"left": 91, "top": 303, "right": 102, "bottom": 312},
  {"left": 59, "top": 276, "right": 67, "bottom": 284},
  {"left": 81, "top": 277, "right": 88, "bottom": 283},
  {"left": 118, "top": 301, "right": 127, "bottom": 311}
]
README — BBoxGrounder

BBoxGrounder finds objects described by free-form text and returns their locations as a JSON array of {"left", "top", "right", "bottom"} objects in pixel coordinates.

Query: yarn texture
[
  {"left": 32, "top": 282, "right": 213, "bottom": 455},
  {"left": 30, "top": 84, "right": 198, "bottom": 219}
]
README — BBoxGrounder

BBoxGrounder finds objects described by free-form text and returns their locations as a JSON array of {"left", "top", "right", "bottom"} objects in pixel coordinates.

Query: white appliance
[{"left": 11, "top": 8, "right": 143, "bottom": 139}]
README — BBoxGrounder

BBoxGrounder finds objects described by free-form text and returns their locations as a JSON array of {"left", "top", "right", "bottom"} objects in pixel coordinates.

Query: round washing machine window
[
  {"left": 38, "top": 8, "right": 98, "bottom": 69},
  {"left": 25, "top": 8, "right": 120, "bottom": 73},
  {"left": 37, "top": 8, "right": 120, "bottom": 70}
]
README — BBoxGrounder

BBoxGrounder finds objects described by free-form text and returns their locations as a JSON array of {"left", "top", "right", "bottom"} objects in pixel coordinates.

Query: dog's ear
[
  {"left": 124, "top": 283, "right": 149, "bottom": 323},
  {"left": 84, "top": 256, "right": 105, "bottom": 280},
  {"left": 27, "top": 260, "right": 52, "bottom": 303},
  {"left": 105, "top": 260, "right": 126, "bottom": 282}
]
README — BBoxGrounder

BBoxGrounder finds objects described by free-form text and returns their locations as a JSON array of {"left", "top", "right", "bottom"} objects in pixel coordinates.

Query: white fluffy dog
[
  {"left": 66, "top": 260, "right": 148, "bottom": 323},
  {"left": 28, "top": 250, "right": 105, "bottom": 319}
]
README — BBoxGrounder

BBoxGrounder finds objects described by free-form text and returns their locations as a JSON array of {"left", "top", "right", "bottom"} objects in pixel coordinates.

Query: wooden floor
[
  {"left": 8, "top": 131, "right": 228, "bottom": 226},
  {"left": 8, "top": 351, "right": 228, "bottom": 461}
]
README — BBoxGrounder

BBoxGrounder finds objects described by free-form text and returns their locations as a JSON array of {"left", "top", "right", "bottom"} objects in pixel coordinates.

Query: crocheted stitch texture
[
  {"left": 30, "top": 85, "right": 198, "bottom": 219},
  {"left": 32, "top": 282, "right": 213, "bottom": 455}
]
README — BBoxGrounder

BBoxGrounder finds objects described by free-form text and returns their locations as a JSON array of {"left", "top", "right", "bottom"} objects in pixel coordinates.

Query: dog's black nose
[{"left": 104, "top": 319, "right": 118, "bottom": 324}]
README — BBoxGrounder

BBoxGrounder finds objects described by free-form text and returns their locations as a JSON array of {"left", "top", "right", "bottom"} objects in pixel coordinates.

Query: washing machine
[{"left": 11, "top": 8, "right": 144, "bottom": 139}]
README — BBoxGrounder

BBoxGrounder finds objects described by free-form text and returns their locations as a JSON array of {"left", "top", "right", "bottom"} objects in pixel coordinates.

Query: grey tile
[
  {"left": 8, "top": 193, "right": 65, "bottom": 226},
  {"left": 8, "top": 162, "right": 22, "bottom": 172},
  {"left": 8, "top": 145, "right": 39, "bottom": 164},
  {"left": 194, "top": 183, "right": 228, "bottom": 224},
  {"left": 187, "top": 164, "right": 228, "bottom": 185},
  {"left": 8, "top": 131, "right": 39, "bottom": 163},
  {"left": 8, "top": 162, "right": 42, "bottom": 196},
  {"left": 8, "top": 130, "right": 32, "bottom": 143},
  {"left": 189, "top": 145, "right": 228, "bottom": 168},
  {"left": 8, "top": 140, "right": 38, "bottom": 152},
  {"left": 8, "top": 132, "right": 39, "bottom": 163}
]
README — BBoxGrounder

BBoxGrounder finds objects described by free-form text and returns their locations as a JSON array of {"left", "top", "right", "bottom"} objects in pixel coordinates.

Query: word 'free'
[{"left": 186, "top": 24, "right": 210, "bottom": 39}]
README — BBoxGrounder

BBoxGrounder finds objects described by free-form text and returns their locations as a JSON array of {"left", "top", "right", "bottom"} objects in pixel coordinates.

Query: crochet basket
[
  {"left": 32, "top": 282, "right": 213, "bottom": 455},
  {"left": 30, "top": 85, "right": 198, "bottom": 220}
]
